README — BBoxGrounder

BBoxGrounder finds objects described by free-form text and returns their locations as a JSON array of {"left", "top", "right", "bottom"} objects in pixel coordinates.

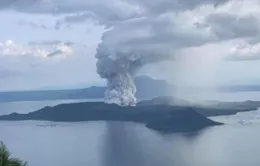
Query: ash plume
[
  {"left": 95, "top": 0, "right": 230, "bottom": 106},
  {"left": 95, "top": 16, "right": 177, "bottom": 106},
  {"left": 96, "top": 43, "right": 143, "bottom": 106},
  {"left": 95, "top": 28, "right": 172, "bottom": 106}
]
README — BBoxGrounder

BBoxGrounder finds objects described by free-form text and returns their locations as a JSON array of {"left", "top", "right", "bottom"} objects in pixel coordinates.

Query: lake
[{"left": 1, "top": 93, "right": 260, "bottom": 166}]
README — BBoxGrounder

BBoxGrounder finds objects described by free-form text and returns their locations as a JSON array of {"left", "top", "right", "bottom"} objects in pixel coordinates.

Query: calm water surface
[{"left": 1, "top": 93, "right": 260, "bottom": 166}]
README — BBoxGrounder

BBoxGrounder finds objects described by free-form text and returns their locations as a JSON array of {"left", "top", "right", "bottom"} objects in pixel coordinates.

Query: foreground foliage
[{"left": 0, "top": 142, "right": 28, "bottom": 166}]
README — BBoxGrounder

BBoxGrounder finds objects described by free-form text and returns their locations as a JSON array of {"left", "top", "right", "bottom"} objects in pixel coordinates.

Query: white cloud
[
  {"left": 226, "top": 42, "right": 260, "bottom": 61},
  {"left": 0, "top": 40, "right": 73, "bottom": 58},
  {"left": 0, "top": 10, "right": 105, "bottom": 90},
  {"left": 0, "top": 40, "right": 102, "bottom": 91}
]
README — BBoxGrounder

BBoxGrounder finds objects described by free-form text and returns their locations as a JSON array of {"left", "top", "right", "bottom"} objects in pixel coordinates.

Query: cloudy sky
[{"left": 1, "top": 0, "right": 260, "bottom": 91}]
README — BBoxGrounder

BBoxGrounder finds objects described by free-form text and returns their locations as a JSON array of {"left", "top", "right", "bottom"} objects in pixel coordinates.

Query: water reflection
[
  {"left": 101, "top": 122, "right": 206, "bottom": 166},
  {"left": 102, "top": 123, "right": 147, "bottom": 166},
  {"left": 2, "top": 120, "right": 260, "bottom": 166}
]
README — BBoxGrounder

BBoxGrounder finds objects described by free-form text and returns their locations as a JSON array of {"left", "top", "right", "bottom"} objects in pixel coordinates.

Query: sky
[{"left": 1, "top": 0, "right": 260, "bottom": 91}]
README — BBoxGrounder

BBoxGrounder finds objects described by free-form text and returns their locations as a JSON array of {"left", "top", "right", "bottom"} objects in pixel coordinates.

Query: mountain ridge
[
  {"left": 0, "top": 76, "right": 173, "bottom": 102},
  {"left": 2, "top": 75, "right": 260, "bottom": 103}
]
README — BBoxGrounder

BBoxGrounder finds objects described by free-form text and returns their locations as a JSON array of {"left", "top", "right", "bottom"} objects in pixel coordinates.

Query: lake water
[{"left": 1, "top": 93, "right": 260, "bottom": 166}]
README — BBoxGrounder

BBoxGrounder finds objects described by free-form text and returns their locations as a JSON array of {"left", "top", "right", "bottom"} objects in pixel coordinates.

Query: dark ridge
[
  {"left": 146, "top": 108, "right": 222, "bottom": 133},
  {"left": 2, "top": 76, "right": 260, "bottom": 103},
  {"left": 137, "top": 96, "right": 191, "bottom": 106},
  {"left": 0, "top": 76, "right": 173, "bottom": 102},
  {"left": 137, "top": 96, "right": 260, "bottom": 116},
  {"left": 0, "top": 102, "right": 223, "bottom": 133}
]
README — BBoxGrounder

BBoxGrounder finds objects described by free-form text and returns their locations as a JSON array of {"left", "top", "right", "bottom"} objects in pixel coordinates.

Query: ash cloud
[
  {"left": 95, "top": 44, "right": 142, "bottom": 106},
  {"left": 94, "top": 8, "right": 216, "bottom": 106},
  {"left": 93, "top": 0, "right": 260, "bottom": 106}
]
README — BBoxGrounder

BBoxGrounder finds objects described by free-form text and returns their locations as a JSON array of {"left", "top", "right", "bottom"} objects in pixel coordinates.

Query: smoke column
[
  {"left": 93, "top": 0, "right": 231, "bottom": 106},
  {"left": 95, "top": 18, "right": 174, "bottom": 106},
  {"left": 96, "top": 43, "right": 143, "bottom": 106}
]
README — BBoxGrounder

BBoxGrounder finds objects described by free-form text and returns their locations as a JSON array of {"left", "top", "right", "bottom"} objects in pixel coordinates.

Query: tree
[{"left": 0, "top": 142, "right": 28, "bottom": 166}]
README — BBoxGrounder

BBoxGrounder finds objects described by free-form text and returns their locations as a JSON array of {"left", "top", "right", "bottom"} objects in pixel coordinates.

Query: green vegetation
[{"left": 0, "top": 142, "right": 28, "bottom": 166}]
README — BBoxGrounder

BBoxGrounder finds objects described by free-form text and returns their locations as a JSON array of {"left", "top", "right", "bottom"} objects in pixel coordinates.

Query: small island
[
  {"left": 2, "top": 96, "right": 260, "bottom": 133},
  {"left": 0, "top": 100, "right": 224, "bottom": 133}
]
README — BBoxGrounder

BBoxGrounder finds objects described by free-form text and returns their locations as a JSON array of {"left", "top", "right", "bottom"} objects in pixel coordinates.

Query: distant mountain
[
  {"left": 135, "top": 76, "right": 173, "bottom": 98},
  {"left": 2, "top": 75, "right": 259, "bottom": 103},
  {"left": 0, "top": 76, "right": 174, "bottom": 102},
  {"left": 137, "top": 96, "right": 260, "bottom": 116},
  {"left": 219, "top": 85, "right": 260, "bottom": 92},
  {"left": 187, "top": 85, "right": 260, "bottom": 93},
  {"left": 137, "top": 96, "right": 191, "bottom": 106},
  {"left": 0, "top": 86, "right": 107, "bottom": 103}
]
